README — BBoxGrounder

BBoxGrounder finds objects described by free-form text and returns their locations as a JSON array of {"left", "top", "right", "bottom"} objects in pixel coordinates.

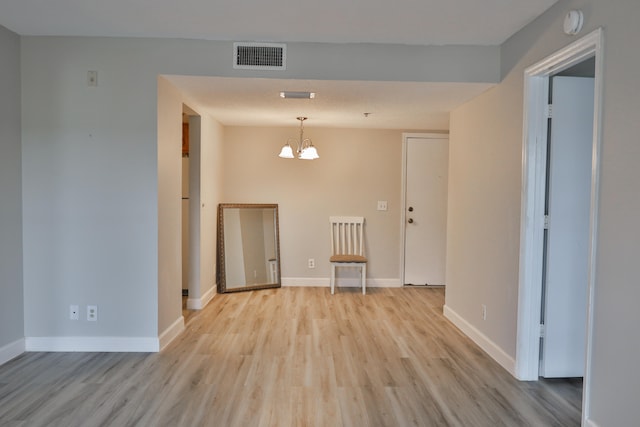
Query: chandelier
[{"left": 278, "top": 117, "right": 319, "bottom": 160}]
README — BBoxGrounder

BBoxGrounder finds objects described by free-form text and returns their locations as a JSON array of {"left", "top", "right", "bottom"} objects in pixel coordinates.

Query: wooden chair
[{"left": 329, "top": 216, "right": 367, "bottom": 294}]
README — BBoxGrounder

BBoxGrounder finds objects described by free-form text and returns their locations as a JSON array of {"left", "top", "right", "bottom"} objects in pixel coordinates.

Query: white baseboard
[
  {"left": 443, "top": 305, "right": 516, "bottom": 376},
  {"left": 584, "top": 418, "right": 599, "bottom": 427},
  {"left": 159, "top": 316, "right": 185, "bottom": 351},
  {"left": 281, "top": 277, "right": 401, "bottom": 287},
  {"left": 187, "top": 285, "right": 216, "bottom": 310},
  {"left": 25, "top": 336, "right": 160, "bottom": 352},
  {"left": 282, "top": 277, "right": 329, "bottom": 287},
  {"left": 0, "top": 338, "right": 25, "bottom": 366},
  {"left": 367, "top": 278, "right": 402, "bottom": 287}
]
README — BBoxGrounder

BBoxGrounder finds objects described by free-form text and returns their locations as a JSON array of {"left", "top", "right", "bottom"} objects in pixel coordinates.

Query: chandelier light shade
[
  {"left": 278, "top": 144, "right": 294, "bottom": 158},
  {"left": 279, "top": 117, "right": 319, "bottom": 160}
]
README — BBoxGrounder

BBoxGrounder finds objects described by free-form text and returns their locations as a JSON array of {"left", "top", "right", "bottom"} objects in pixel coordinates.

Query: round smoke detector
[{"left": 564, "top": 10, "right": 584, "bottom": 35}]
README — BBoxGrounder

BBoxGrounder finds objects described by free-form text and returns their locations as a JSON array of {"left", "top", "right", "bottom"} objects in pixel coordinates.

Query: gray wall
[
  {"left": 0, "top": 25, "right": 24, "bottom": 354},
  {"left": 446, "top": 0, "right": 640, "bottom": 425}
]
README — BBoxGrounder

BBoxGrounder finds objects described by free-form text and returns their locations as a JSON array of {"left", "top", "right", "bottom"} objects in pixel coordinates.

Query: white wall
[
  {"left": 446, "top": 0, "right": 640, "bottom": 425},
  {"left": 0, "top": 25, "right": 24, "bottom": 363},
  {"left": 222, "top": 126, "right": 405, "bottom": 283}
]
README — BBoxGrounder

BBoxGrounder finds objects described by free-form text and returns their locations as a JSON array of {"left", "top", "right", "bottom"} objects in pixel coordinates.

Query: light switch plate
[
  {"left": 70, "top": 305, "right": 79, "bottom": 320},
  {"left": 87, "top": 70, "right": 98, "bottom": 87}
]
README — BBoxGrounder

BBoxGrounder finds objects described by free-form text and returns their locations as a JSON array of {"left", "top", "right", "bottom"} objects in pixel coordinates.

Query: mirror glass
[{"left": 217, "top": 203, "right": 281, "bottom": 293}]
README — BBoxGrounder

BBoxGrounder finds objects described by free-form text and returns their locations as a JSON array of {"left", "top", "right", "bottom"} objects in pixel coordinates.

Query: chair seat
[{"left": 330, "top": 254, "right": 367, "bottom": 263}]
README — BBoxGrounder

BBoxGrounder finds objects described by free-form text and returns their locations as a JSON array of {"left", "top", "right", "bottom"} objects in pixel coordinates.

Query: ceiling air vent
[{"left": 233, "top": 42, "right": 286, "bottom": 70}]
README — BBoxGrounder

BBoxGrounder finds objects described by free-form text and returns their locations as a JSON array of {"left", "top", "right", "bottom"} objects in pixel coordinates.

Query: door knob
[
  {"left": 408, "top": 207, "right": 414, "bottom": 212},
  {"left": 408, "top": 218, "right": 414, "bottom": 224}
]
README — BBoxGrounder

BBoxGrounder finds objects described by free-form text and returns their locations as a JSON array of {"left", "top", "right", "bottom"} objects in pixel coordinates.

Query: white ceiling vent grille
[{"left": 233, "top": 42, "right": 286, "bottom": 70}]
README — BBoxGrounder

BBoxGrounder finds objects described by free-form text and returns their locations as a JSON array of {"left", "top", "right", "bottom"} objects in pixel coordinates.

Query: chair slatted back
[{"left": 329, "top": 216, "right": 365, "bottom": 257}]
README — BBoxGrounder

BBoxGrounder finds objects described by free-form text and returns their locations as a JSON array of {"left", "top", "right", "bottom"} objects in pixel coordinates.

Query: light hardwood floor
[{"left": 0, "top": 287, "right": 581, "bottom": 426}]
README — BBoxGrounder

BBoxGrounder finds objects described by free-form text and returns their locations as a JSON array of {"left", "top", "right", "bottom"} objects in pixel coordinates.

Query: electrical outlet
[
  {"left": 481, "top": 304, "right": 487, "bottom": 321},
  {"left": 308, "top": 258, "right": 315, "bottom": 269},
  {"left": 87, "top": 305, "right": 98, "bottom": 322},
  {"left": 377, "top": 200, "right": 388, "bottom": 211},
  {"left": 70, "top": 305, "right": 79, "bottom": 320}
]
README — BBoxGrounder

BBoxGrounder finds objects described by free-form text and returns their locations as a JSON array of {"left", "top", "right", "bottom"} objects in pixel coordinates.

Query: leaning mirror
[{"left": 217, "top": 203, "right": 281, "bottom": 293}]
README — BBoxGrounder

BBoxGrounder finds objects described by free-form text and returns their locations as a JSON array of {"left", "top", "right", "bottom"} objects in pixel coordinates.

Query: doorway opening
[
  {"left": 181, "top": 105, "right": 202, "bottom": 320},
  {"left": 516, "top": 29, "right": 603, "bottom": 425}
]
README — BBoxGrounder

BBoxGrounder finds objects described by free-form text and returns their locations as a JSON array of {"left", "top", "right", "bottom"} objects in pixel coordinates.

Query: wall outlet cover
[{"left": 87, "top": 305, "right": 98, "bottom": 321}]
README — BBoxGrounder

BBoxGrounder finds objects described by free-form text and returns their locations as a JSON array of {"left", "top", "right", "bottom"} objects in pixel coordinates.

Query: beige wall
[
  {"left": 158, "top": 79, "right": 223, "bottom": 336},
  {"left": 446, "top": 79, "right": 523, "bottom": 356},
  {"left": 157, "top": 77, "right": 182, "bottom": 335},
  {"left": 197, "top": 113, "right": 224, "bottom": 300},
  {"left": 222, "top": 126, "right": 406, "bottom": 282},
  {"left": 446, "top": 0, "right": 640, "bottom": 424}
]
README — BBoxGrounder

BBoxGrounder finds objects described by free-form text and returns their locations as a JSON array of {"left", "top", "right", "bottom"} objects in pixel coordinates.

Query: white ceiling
[
  {"left": 168, "top": 76, "right": 494, "bottom": 130},
  {"left": 0, "top": 0, "right": 558, "bottom": 130}
]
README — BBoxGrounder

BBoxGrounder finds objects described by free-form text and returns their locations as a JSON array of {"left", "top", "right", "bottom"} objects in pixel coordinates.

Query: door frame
[
  {"left": 400, "top": 132, "right": 449, "bottom": 286},
  {"left": 184, "top": 112, "right": 203, "bottom": 309},
  {"left": 515, "top": 28, "right": 603, "bottom": 423}
]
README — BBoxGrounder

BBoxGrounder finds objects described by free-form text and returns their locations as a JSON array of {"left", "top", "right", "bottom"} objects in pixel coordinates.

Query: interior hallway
[{"left": 1, "top": 287, "right": 581, "bottom": 426}]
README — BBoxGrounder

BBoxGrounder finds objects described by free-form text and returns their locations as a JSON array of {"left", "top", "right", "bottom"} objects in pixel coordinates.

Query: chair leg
[
  {"left": 331, "top": 263, "right": 336, "bottom": 294},
  {"left": 362, "top": 264, "right": 366, "bottom": 295}
]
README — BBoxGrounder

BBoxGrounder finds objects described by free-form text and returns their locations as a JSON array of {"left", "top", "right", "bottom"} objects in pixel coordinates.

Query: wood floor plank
[{"left": 0, "top": 287, "right": 582, "bottom": 426}]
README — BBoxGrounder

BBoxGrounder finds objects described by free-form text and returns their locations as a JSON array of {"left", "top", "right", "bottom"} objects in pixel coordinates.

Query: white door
[
  {"left": 403, "top": 136, "right": 449, "bottom": 286},
  {"left": 541, "top": 76, "right": 594, "bottom": 378}
]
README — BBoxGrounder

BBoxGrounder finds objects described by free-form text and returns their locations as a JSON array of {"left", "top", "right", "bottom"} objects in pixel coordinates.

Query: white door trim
[
  {"left": 400, "top": 132, "right": 449, "bottom": 286},
  {"left": 186, "top": 114, "right": 203, "bottom": 310},
  {"left": 515, "top": 28, "right": 603, "bottom": 425}
]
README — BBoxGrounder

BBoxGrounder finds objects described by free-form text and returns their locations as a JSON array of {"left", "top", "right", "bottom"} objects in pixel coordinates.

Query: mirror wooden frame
[{"left": 217, "top": 203, "right": 281, "bottom": 293}]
